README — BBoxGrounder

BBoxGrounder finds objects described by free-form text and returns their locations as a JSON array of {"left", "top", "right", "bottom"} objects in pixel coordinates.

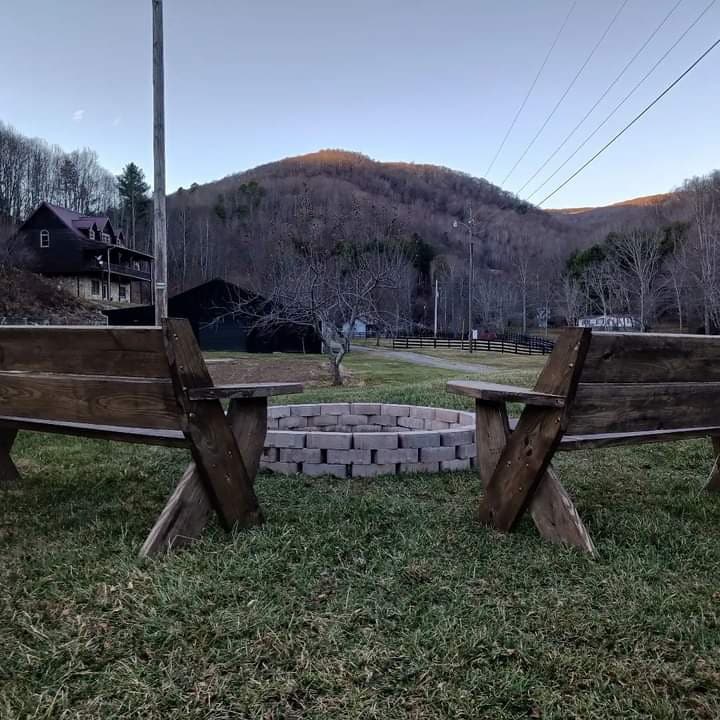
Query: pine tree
[{"left": 116, "top": 163, "right": 150, "bottom": 248}]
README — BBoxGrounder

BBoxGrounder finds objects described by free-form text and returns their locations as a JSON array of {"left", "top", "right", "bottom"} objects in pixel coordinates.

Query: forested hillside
[
  {"left": 165, "top": 149, "right": 576, "bottom": 292},
  {"left": 0, "top": 122, "right": 117, "bottom": 221},
  {"left": 162, "top": 149, "right": 705, "bottom": 334},
  {"left": 2, "top": 122, "right": 719, "bottom": 336}
]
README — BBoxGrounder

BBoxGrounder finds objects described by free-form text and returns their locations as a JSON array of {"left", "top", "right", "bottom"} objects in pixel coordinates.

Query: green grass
[{"left": 2, "top": 353, "right": 720, "bottom": 718}]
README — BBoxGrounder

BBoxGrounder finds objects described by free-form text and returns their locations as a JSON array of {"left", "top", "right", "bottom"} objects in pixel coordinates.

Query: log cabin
[{"left": 14, "top": 202, "right": 153, "bottom": 304}]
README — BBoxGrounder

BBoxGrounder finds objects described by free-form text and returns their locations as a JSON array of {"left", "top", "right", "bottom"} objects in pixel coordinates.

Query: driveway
[{"left": 351, "top": 345, "right": 492, "bottom": 374}]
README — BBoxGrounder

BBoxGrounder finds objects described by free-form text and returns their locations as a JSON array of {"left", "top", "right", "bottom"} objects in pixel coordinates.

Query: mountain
[
  {"left": 546, "top": 191, "right": 684, "bottom": 245},
  {"left": 550, "top": 193, "right": 672, "bottom": 216},
  {"left": 166, "top": 150, "right": 583, "bottom": 292}
]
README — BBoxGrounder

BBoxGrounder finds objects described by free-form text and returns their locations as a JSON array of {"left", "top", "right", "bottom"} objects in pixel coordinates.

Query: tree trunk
[{"left": 330, "top": 349, "right": 344, "bottom": 386}]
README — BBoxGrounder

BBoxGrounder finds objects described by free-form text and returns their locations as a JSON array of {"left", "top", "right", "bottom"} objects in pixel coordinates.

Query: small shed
[{"left": 104, "top": 278, "right": 321, "bottom": 353}]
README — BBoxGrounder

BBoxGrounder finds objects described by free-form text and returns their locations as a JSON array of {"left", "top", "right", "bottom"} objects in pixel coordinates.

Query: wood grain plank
[
  {"left": 163, "top": 318, "right": 263, "bottom": 531},
  {"left": 0, "top": 416, "right": 187, "bottom": 447},
  {"left": 0, "top": 372, "right": 183, "bottom": 430},
  {"left": 188, "top": 383, "right": 303, "bottom": 400},
  {"left": 0, "top": 327, "right": 169, "bottom": 377},
  {"left": 474, "top": 400, "right": 509, "bottom": 487},
  {"left": 583, "top": 332, "right": 720, "bottom": 383},
  {"left": 472, "top": 400, "right": 595, "bottom": 554},
  {"left": 0, "top": 429, "right": 19, "bottom": 487},
  {"left": 140, "top": 398, "right": 270, "bottom": 556},
  {"left": 227, "top": 398, "right": 268, "bottom": 483},
  {"left": 529, "top": 465, "right": 597, "bottom": 557},
  {"left": 705, "top": 436, "right": 720, "bottom": 493},
  {"left": 557, "top": 425, "right": 720, "bottom": 450},
  {"left": 567, "top": 382, "right": 720, "bottom": 435},
  {"left": 478, "top": 328, "right": 591, "bottom": 532},
  {"left": 448, "top": 380, "right": 565, "bottom": 407}
]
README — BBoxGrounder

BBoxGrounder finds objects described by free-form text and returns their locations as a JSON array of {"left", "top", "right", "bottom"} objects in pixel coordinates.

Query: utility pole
[
  {"left": 433, "top": 277, "right": 439, "bottom": 338},
  {"left": 152, "top": 0, "right": 168, "bottom": 323},
  {"left": 452, "top": 212, "right": 475, "bottom": 353},
  {"left": 468, "top": 233, "right": 474, "bottom": 353}
]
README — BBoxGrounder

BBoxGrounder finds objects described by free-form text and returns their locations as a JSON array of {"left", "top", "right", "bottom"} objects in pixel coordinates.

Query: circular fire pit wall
[{"left": 261, "top": 403, "right": 476, "bottom": 478}]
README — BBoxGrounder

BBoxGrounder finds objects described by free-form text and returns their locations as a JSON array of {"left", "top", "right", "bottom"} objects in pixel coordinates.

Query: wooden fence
[{"left": 391, "top": 333, "right": 554, "bottom": 355}]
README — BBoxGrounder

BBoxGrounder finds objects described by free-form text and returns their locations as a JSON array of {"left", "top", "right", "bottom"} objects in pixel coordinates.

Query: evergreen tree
[{"left": 116, "top": 163, "right": 150, "bottom": 248}]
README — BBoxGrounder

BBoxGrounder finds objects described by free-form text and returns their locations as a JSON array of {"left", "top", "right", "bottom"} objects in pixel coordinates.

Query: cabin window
[
  {"left": 102, "top": 232, "right": 110, "bottom": 243},
  {"left": 89, "top": 229, "right": 96, "bottom": 240},
  {"left": 40, "top": 230, "right": 50, "bottom": 248},
  {"left": 91, "top": 279, "right": 101, "bottom": 296},
  {"left": 119, "top": 285, "right": 128, "bottom": 300}
]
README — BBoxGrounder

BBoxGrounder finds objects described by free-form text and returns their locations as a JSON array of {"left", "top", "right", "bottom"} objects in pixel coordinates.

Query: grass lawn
[{"left": 2, "top": 351, "right": 720, "bottom": 718}]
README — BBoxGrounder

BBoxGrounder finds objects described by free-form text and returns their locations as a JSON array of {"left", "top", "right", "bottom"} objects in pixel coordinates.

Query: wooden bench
[
  {"left": 0, "top": 317, "right": 302, "bottom": 556},
  {"left": 448, "top": 328, "right": 720, "bottom": 557}
]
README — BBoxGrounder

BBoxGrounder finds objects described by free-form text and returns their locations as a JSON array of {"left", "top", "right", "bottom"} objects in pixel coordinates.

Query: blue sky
[{"left": 2, "top": 0, "right": 718, "bottom": 207}]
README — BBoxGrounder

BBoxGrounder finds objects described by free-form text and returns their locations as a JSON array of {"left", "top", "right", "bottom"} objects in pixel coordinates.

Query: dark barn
[{"left": 104, "top": 278, "right": 321, "bottom": 353}]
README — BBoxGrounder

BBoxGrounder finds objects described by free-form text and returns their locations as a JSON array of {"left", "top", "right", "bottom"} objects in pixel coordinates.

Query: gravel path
[{"left": 351, "top": 345, "right": 492, "bottom": 374}]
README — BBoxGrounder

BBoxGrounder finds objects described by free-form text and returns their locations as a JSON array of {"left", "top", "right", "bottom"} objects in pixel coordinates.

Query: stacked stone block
[{"left": 262, "top": 403, "right": 476, "bottom": 478}]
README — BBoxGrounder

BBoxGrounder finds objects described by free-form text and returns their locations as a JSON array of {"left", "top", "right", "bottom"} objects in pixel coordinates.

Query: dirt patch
[{"left": 207, "top": 354, "right": 334, "bottom": 387}]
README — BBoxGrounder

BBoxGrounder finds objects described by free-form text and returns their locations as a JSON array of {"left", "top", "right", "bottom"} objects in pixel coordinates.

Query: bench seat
[
  {"left": 0, "top": 383, "right": 304, "bottom": 448},
  {"left": 0, "top": 321, "right": 306, "bottom": 557},
  {"left": 447, "top": 327, "right": 720, "bottom": 558},
  {"left": 505, "top": 418, "right": 720, "bottom": 450},
  {"left": 0, "top": 415, "right": 189, "bottom": 447}
]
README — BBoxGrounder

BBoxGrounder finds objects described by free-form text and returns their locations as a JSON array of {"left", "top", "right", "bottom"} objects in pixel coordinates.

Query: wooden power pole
[{"left": 152, "top": 0, "right": 168, "bottom": 323}]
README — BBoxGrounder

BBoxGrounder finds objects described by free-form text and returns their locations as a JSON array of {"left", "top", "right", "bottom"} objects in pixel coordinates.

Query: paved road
[{"left": 351, "top": 345, "right": 492, "bottom": 374}]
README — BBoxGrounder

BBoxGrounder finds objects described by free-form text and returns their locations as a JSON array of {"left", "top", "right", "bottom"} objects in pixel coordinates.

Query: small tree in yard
[{"left": 238, "top": 237, "right": 415, "bottom": 385}]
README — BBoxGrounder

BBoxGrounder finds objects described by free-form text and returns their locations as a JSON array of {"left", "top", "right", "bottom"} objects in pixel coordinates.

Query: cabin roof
[{"left": 20, "top": 202, "right": 153, "bottom": 259}]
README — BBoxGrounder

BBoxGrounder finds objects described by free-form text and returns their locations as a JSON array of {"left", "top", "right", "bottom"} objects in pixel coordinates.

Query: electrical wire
[
  {"left": 484, "top": 0, "right": 577, "bottom": 178},
  {"left": 500, "top": 0, "right": 630, "bottom": 187},
  {"left": 515, "top": 0, "right": 684, "bottom": 196},
  {"left": 536, "top": 35, "right": 720, "bottom": 207},
  {"left": 527, "top": 0, "right": 717, "bottom": 201}
]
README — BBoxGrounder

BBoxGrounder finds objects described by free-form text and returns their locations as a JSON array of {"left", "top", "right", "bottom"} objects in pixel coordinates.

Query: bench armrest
[
  {"left": 446, "top": 380, "right": 565, "bottom": 408},
  {"left": 188, "top": 382, "right": 304, "bottom": 400}
]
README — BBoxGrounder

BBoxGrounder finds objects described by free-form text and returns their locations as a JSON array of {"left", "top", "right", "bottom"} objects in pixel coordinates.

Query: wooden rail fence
[{"left": 391, "top": 334, "right": 554, "bottom": 355}]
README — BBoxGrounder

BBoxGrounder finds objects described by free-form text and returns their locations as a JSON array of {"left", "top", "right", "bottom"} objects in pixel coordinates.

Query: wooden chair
[
  {"left": 0, "top": 317, "right": 302, "bottom": 556},
  {"left": 448, "top": 328, "right": 720, "bottom": 557}
]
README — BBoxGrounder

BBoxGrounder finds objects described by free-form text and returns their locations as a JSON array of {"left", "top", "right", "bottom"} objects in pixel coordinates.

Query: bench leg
[
  {"left": 530, "top": 465, "right": 597, "bottom": 557},
  {"left": 474, "top": 401, "right": 596, "bottom": 556},
  {"left": 704, "top": 436, "right": 720, "bottom": 493},
  {"left": 474, "top": 400, "right": 509, "bottom": 490},
  {"left": 139, "top": 398, "right": 269, "bottom": 557},
  {"left": 0, "top": 430, "right": 20, "bottom": 487}
]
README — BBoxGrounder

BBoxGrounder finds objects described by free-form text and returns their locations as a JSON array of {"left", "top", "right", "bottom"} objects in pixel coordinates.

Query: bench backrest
[
  {"left": 564, "top": 330, "right": 720, "bottom": 436},
  {"left": 0, "top": 324, "right": 184, "bottom": 431}
]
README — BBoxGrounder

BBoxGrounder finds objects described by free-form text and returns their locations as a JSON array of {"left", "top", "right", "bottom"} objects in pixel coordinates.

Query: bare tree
[
  {"left": 607, "top": 230, "right": 664, "bottom": 331},
  {"left": 684, "top": 174, "right": 720, "bottom": 333},
  {"left": 558, "top": 274, "right": 582, "bottom": 326},
  {"left": 508, "top": 245, "right": 533, "bottom": 333},
  {"left": 238, "top": 237, "right": 415, "bottom": 385}
]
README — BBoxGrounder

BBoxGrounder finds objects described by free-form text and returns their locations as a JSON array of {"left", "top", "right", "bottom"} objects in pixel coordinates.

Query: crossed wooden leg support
[
  {"left": 474, "top": 400, "right": 597, "bottom": 556},
  {"left": 0, "top": 429, "right": 20, "bottom": 487},
  {"left": 140, "top": 397, "right": 268, "bottom": 557}
]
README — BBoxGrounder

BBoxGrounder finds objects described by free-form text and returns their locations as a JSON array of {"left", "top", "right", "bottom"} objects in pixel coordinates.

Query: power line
[
  {"left": 500, "top": 0, "right": 630, "bottom": 187},
  {"left": 537, "top": 35, "right": 720, "bottom": 207},
  {"left": 484, "top": 0, "right": 577, "bottom": 179},
  {"left": 516, "top": 0, "right": 684, "bottom": 196},
  {"left": 527, "top": 0, "right": 718, "bottom": 201}
]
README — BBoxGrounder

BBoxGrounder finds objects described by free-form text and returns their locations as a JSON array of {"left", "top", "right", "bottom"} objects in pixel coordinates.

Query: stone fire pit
[{"left": 261, "top": 403, "right": 476, "bottom": 478}]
